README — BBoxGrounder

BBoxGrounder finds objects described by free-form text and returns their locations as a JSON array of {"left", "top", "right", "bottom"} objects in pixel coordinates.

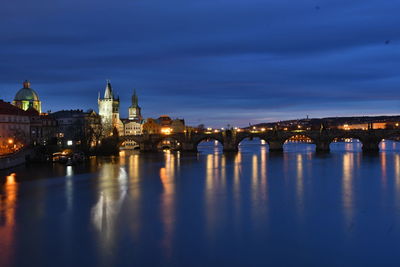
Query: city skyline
[{"left": 1, "top": 0, "right": 400, "bottom": 127}]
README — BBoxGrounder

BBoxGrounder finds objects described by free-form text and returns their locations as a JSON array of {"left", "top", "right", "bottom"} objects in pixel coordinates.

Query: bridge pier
[
  {"left": 316, "top": 141, "right": 331, "bottom": 152},
  {"left": 269, "top": 140, "right": 284, "bottom": 152},
  {"left": 361, "top": 140, "right": 380, "bottom": 152},
  {"left": 139, "top": 141, "right": 157, "bottom": 152},
  {"left": 181, "top": 142, "right": 198, "bottom": 152},
  {"left": 223, "top": 142, "right": 238, "bottom": 152}
]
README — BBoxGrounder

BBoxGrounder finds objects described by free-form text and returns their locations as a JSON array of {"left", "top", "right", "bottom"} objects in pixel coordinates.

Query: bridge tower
[{"left": 128, "top": 89, "right": 142, "bottom": 121}]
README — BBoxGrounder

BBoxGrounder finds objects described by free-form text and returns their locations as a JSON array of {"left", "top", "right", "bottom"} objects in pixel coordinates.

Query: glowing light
[
  {"left": 161, "top": 127, "right": 173, "bottom": 135},
  {"left": 67, "top": 140, "right": 73, "bottom": 146},
  {"left": 6, "top": 173, "right": 16, "bottom": 185},
  {"left": 261, "top": 128, "right": 266, "bottom": 132},
  {"left": 7, "top": 139, "right": 13, "bottom": 145},
  {"left": 261, "top": 139, "right": 266, "bottom": 145}
]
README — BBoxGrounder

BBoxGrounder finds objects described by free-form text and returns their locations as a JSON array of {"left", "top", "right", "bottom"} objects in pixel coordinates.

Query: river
[{"left": 1, "top": 140, "right": 400, "bottom": 266}]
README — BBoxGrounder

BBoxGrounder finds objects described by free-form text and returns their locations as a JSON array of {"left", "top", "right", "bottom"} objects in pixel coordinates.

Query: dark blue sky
[{"left": 1, "top": 0, "right": 400, "bottom": 127}]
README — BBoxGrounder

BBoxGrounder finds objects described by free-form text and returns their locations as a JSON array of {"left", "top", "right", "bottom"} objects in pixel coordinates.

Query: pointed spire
[
  {"left": 131, "top": 88, "right": 139, "bottom": 107},
  {"left": 104, "top": 80, "right": 113, "bottom": 99}
]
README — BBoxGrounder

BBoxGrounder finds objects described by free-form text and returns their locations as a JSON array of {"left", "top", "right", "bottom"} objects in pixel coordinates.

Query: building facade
[
  {"left": 98, "top": 81, "right": 123, "bottom": 136},
  {"left": 142, "top": 116, "right": 186, "bottom": 135},
  {"left": 51, "top": 109, "right": 102, "bottom": 148},
  {"left": 12, "top": 80, "right": 42, "bottom": 113},
  {"left": 26, "top": 108, "right": 58, "bottom": 146},
  {"left": 0, "top": 100, "right": 30, "bottom": 154}
]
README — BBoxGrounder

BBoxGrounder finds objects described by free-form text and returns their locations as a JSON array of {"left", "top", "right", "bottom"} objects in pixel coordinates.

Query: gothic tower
[
  {"left": 128, "top": 89, "right": 142, "bottom": 121},
  {"left": 98, "top": 80, "right": 121, "bottom": 135}
]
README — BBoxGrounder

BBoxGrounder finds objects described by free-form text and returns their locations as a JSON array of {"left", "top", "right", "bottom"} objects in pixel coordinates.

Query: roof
[
  {"left": 104, "top": 80, "right": 113, "bottom": 99},
  {"left": 14, "top": 80, "right": 40, "bottom": 101},
  {"left": 24, "top": 107, "right": 40, "bottom": 116},
  {"left": 50, "top": 109, "right": 99, "bottom": 119},
  {"left": 0, "top": 100, "right": 29, "bottom": 116}
]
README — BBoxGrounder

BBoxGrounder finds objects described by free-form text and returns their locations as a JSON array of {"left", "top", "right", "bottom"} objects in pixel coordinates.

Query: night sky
[{"left": 1, "top": 0, "right": 400, "bottom": 127}]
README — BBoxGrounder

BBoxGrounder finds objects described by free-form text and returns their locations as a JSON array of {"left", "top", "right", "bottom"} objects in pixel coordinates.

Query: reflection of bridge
[{"left": 120, "top": 129, "right": 400, "bottom": 153}]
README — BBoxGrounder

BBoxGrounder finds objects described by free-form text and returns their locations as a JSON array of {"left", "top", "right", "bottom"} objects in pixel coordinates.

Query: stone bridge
[{"left": 120, "top": 129, "right": 400, "bottom": 153}]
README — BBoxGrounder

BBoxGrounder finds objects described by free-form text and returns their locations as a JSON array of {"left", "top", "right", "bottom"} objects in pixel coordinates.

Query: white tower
[{"left": 98, "top": 80, "right": 121, "bottom": 135}]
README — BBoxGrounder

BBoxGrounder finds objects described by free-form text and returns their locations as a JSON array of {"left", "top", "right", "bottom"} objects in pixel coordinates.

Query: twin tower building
[{"left": 98, "top": 80, "right": 143, "bottom": 136}]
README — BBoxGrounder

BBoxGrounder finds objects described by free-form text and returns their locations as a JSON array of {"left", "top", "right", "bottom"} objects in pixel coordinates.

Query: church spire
[{"left": 104, "top": 80, "right": 113, "bottom": 99}]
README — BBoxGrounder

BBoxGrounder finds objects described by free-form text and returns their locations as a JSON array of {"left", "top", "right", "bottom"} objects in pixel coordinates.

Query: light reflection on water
[
  {"left": 0, "top": 173, "right": 17, "bottom": 267},
  {"left": 2, "top": 140, "right": 400, "bottom": 265}
]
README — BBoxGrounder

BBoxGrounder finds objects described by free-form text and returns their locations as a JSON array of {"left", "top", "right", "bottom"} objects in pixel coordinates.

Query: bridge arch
[
  {"left": 283, "top": 134, "right": 315, "bottom": 144},
  {"left": 194, "top": 136, "right": 224, "bottom": 153},
  {"left": 238, "top": 136, "right": 269, "bottom": 152},
  {"left": 283, "top": 134, "right": 316, "bottom": 152},
  {"left": 119, "top": 136, "right": 143, "bottom": 150},
  {"left": 330, "top": 137, "right": 362, "bottom": 152},
  {"left": 155, "top": 136, "right": 182, "bottom": 150}
]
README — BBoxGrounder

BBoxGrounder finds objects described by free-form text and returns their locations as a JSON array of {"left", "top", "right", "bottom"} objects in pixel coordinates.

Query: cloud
[{"left": 1, "top": 0, "right": 400, "bottom": 126}]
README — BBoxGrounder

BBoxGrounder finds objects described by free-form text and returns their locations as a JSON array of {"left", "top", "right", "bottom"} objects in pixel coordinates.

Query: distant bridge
[{"left": 120, "top": 129, "right": 400, "bottom": 153}]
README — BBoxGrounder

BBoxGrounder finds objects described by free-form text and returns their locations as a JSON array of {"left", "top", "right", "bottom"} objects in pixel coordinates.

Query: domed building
[{"left": 13, "top": 80, "right": 42, "bottom": 113}]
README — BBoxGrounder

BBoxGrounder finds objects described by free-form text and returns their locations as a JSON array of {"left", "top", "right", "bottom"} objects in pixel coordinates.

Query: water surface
[{"left": 1, "top": 140, "right": 400, "bottom": 266}]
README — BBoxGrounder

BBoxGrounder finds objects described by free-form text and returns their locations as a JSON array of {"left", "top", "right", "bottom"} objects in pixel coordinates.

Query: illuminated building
[
  {"left": 0, "top": 100, "right": 30, "bottom": 154},
  {"left": 338, "top": 123, "right": 387, "bottom": 130},
  {"left": 12, "top": 80, "right": 42, "bottom": 113},
  {"left": 122, "top": 119, "right": 143, "bottom": 135},
  {"left": 142, "top": 116, "right": 186, "bottom": 134},
  {"left": 122, "top": 89, "right": 144, "bottom": 136},
  {"left": 128, "top": 89, "right": 142, "bottom": 121},
  {"left": 142, "top": 118, "right": 161, "bottom": 134},
  {"left": 98, "top": 81, "right": 123, "bottom": 136}
]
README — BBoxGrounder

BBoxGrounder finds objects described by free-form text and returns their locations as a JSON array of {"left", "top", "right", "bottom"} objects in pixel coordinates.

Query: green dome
[
  {"left": 14, "top": 81, "right": 40, "bottom": 101},
  {"left": 14, "top": 88, "right": 40, "bottom": 101}
]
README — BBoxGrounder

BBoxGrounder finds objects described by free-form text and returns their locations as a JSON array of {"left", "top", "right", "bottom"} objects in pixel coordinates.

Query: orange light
[
  {"left": 161, "top": 127, "right": 172, "bottom": 135},
  {"left": 6, "top": 173, "right": 16, "bottom": 185},
  {"left": 7, "top": 139, "right": 13, "bottom": 144}
]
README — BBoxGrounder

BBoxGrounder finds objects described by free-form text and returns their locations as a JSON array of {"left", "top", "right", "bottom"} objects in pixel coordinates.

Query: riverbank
[{"left": 0, "top": 149, "right": 32, "bottom": 170}]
